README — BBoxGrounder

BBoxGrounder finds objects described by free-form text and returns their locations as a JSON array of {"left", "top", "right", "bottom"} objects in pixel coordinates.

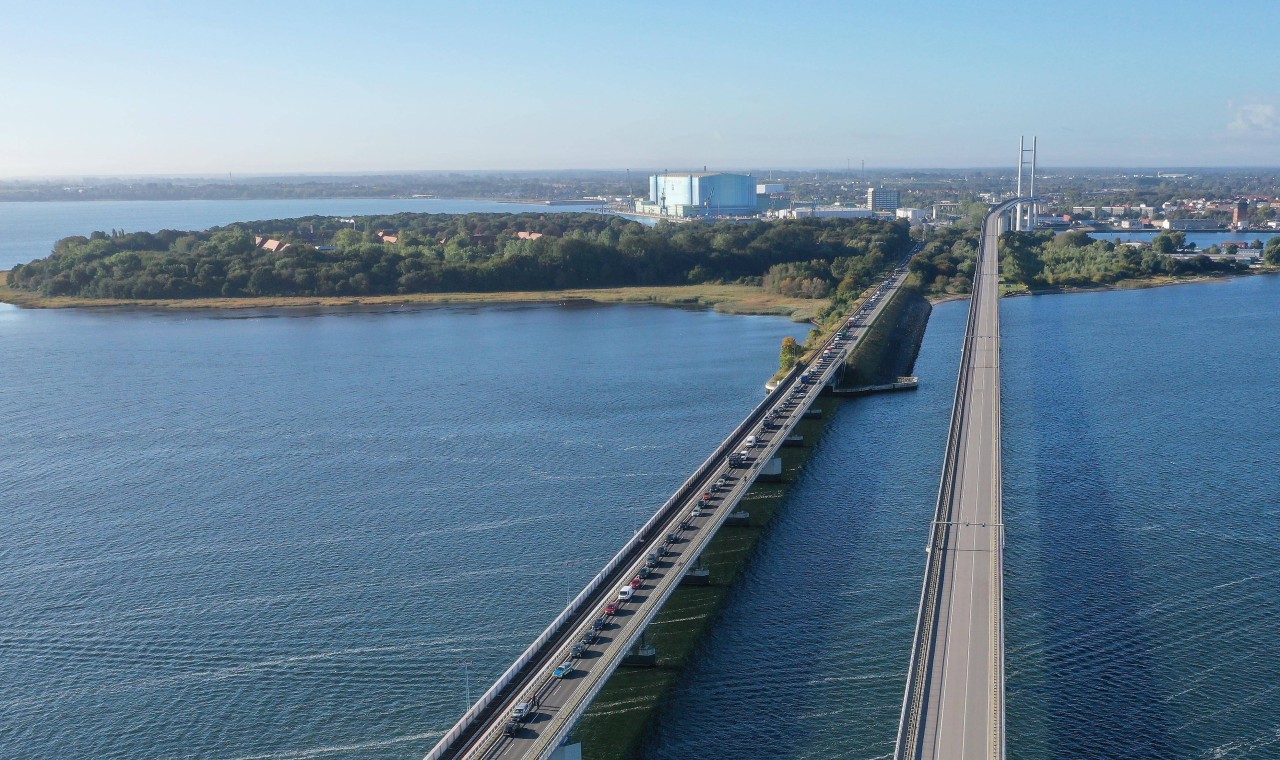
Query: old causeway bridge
[{"left": 424, "top": 201, "right": 1024, "bottom": 760}]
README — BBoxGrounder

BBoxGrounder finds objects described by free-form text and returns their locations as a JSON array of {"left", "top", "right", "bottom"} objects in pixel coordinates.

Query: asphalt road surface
[{"left": 437, "top": 258, "right": 917, "bottom": 760}]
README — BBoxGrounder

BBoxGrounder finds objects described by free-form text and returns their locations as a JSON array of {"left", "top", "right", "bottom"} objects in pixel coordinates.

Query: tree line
[{"left": 7, "top": 213, "right": 910, "bottom": 300}]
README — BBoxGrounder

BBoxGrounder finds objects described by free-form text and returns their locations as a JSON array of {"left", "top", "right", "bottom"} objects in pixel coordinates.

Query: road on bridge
[
  {"left": 426, "top": 253, "right": 918, "bottom": 760},
  {"left": 896, "top": 202, "right": 1012, "bottom": 760}
]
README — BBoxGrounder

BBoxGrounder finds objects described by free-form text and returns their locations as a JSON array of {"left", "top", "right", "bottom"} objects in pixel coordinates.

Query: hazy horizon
[{"left": 4, "top": 0, "right": 1278, "bottom": 177}]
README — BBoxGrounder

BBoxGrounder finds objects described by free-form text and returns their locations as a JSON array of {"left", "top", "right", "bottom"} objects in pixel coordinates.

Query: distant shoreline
[
  {"left": 926, "top": 268, "right": 1275, "bottom": 305},
  {"left": 0, "top": 272, "right": 824, "bottom": 320}
]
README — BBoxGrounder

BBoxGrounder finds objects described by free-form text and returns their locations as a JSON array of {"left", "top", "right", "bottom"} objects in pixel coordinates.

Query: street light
[
  {"left": 559, "top": 560, "right": 576, "bottom": 607},
  {"left": 459, "top": 657, "right": 474, "bottom": 709}
]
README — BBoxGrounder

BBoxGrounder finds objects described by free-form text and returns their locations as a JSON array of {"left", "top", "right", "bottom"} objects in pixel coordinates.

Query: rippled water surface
[
  {"left": 651, "top": 275, "right": 1279, "bottom": 759},
  {"left": 3, "top": 272, "right": 1278, "bottom": 759},
  {"left": 0, "top": 301, "right": 807, "bottom": 759}
]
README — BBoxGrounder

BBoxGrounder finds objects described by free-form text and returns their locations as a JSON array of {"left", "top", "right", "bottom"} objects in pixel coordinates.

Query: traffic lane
[
  {"left": 920, "top": 242, "right": 1002, "bottom": 758},
  {"left": 468, "top": 265, "right": 914, "bottom": 759}
]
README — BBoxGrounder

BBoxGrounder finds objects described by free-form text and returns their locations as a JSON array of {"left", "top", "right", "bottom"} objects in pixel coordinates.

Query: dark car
[
  {"left": 592, "top": 616, "right": 607, "bottom": 630},
  {"left": 572, "top": 643, "right": 586, "bottom": 658},
  {"left": 504, "top": 720, "right": 521, "bottom": 737}
]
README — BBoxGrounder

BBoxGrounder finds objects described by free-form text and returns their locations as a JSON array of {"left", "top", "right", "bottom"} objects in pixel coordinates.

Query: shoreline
[
  {"left": 925, "top": 268, "right": 1276, "bottom": 305},
  {"left": 5, "top": 268, "right": 1272, "bottom": 318},
  {"left": 0, "top": 274, "right": 826, "bottom": 321}
]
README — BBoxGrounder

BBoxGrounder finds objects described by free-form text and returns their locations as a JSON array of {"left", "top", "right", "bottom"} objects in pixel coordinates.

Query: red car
[
  {"left": 604, "top": 602, "right": 618, "bottom": 616},
  {"left": 630, "top": 576, "right": 643, "bottom": 589}
]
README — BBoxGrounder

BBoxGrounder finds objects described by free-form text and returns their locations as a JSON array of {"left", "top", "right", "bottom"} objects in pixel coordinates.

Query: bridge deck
[
  {"left": 897, "top": 203, "right": 1009, "bottom": 760},
  {"left": 427, "top": 254, "right": 918, "bottom": 760}
]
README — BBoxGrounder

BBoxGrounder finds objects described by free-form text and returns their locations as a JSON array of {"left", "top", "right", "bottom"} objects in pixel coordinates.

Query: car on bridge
[
  {"left": 691, "top": 507, "right": 703, "bottom": 518},
  {"left": 581, "top": 629, "right": 598, "bottom": 645},
  {"left": 512, "top": 701, "right": 534, "bottom": 722},
  {"left": 618, "top": 586, "right": 634, "bottom": 601},
  {"left": 604, "top": 601, "right": 618, "bottom": 616},
  {"left": 504, "top": 720, "right": 520, "bottom": 737},
  {"left": 571, "top": 643, "right": 586, "bottom": 658},
  {"left": 638, "top": 566, "right": 651, "bottom": 579},
  {"left": 592, "top": 616, "right": 607, "bottom": 631},
  {"left": 630, "top": 575, "right": 644, "bottom": 589},
  {"left": 553, "top": 661, "right": 574, "bottom": 678}
]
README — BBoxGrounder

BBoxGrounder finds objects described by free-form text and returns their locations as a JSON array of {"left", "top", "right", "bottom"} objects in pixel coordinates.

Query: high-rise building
[{"left": 866, "top": 187, "right": 901, "bottom": 212}]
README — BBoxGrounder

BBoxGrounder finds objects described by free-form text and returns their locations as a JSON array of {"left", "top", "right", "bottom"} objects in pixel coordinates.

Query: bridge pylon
[{"left": 1014, "top": 136, "right": 1037, "bottom": 231}]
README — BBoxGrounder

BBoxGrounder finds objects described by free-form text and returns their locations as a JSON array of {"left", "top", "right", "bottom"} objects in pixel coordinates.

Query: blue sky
[{"left": 2, "top": 0, "right": 1278, "bottom": 176}]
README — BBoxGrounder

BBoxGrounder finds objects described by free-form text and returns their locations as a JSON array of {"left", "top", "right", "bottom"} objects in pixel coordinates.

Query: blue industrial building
[{"left": 635, "top": 171, "right": 757, "bottom": 217}]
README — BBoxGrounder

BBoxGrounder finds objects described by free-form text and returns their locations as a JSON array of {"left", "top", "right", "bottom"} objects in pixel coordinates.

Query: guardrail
[{"left": 893, "top": 204, "right": 1013, "bottom": 760}]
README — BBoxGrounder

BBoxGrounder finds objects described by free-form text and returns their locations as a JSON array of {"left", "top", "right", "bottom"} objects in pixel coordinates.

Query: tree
[
  {"left": 779, "top": 336, "right": 801, "bottom": 372},
  {"left": 999, "top": 232, "right": 1044, "bottom": 286},
  {"left": 1264, "top": 238, "right": 1280, "bottom": 266}
]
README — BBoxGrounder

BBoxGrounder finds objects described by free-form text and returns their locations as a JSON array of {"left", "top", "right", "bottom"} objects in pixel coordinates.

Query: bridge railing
[{"left": 893, "top": 209, "right": 1005, "bottom": 759}]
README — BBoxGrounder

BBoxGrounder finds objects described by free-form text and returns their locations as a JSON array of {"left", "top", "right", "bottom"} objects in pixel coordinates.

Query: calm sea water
[
  {"left": 648, "top": 274, "right": 1279, "bottom": 758},
  {"left": 0, "top": 198, "right": 599, "bottom": 270}
]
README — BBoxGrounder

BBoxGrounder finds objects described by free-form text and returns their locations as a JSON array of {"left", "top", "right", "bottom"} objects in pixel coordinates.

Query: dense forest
[{"left": 7, "top": 213, "right": 911, "bottom": 301}]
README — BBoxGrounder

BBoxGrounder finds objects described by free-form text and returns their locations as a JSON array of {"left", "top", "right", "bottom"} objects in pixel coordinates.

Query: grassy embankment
[
  {"left": 569, "top": 280, "right": 926, "bottom": 760},
  {"left": 0, "top": 271, "right": 826, "bottom": 321}
]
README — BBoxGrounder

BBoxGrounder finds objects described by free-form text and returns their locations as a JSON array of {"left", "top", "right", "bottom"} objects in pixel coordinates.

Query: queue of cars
[{"left": 501, "top": 258, "right": 916, "bottom": 744}]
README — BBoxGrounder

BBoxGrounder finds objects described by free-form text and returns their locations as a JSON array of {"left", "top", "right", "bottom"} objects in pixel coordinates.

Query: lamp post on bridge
[
  {"left": 459, "top": 657, "right": 474, "bottom": 709},
  {"left": 559, "top": 560, "right": 576, "bottom": 607}
]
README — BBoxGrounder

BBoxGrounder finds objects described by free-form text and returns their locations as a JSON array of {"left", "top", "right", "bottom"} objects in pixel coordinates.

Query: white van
[
  {"left": 746, "top": 435, "right": 758, "bottom": 448},
  {"left": 618, "top": 586, "right": 635, "bottom": 601}
]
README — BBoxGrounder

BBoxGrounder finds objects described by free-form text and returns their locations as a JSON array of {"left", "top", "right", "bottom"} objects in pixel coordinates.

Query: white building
[
  {"left": 896, "top": 207, "right": 928, "bottom": 223},
  {"left": 783, "top": 206, "right": 874, "bottom": 219}
]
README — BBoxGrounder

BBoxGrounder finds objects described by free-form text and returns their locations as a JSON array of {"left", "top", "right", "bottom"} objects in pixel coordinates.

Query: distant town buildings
[
  {"left": 634, "top": 171, "right": 757, "bottom": 218},
  {"left": 866, "top": 187, "right": 901, "bottom": 212}
]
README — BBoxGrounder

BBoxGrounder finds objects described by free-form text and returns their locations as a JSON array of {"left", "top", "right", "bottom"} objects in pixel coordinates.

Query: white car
[{"left": 618, "top": 586, "right": 634, "bottom": 601}]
